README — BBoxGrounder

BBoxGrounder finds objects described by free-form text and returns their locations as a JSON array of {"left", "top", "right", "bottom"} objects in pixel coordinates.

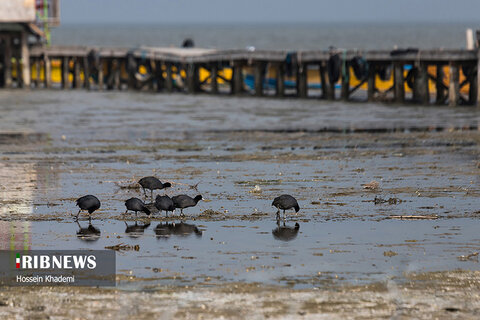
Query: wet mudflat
[{"left": 1, "top": 90, "right": 480, "bottom": 318}]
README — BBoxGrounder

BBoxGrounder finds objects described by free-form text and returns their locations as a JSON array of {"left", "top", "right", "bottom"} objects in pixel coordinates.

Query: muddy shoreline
[
  {"left": 1, "top": 91, "right": 480, "bottom": 318},
  {"left": 1, "top": 270, "right": 479, "bottom": 319}
]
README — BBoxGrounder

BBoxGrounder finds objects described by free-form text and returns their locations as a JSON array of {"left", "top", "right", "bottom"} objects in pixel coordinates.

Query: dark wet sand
[
  {"left": 1, "top": 270, "right": 480, "bottom": 319},
  {"left": 1, "top": 90, "right": 480, "bottom": 318}
]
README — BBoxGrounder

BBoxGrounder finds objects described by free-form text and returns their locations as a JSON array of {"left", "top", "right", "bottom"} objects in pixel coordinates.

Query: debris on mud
[
  {"left": 105, "top": 243, "right": 140, "bottom": 251},
  {"left": 173, "top": 181, "right": 201, "bottom": 191},
  {"left": 373, "top": 197, "right": 402, "bottom": 205},
  {"left": 457, "top": 252, "right": 479, "bottom": 261},
  {"left": 383, "top": 250, "right": 398, "bottom": 257},
  {"left": 113, "top": 180, "right": 141, "bottom": 190},
  {"left": 199, "top": 209, "right": 223, "bottom": 216},
  {"left": 388, "top": 215, "right": 438, "bottom": 220},
  {"left": 363, "top": 180, "right": 380, "bottom": 191},
  {"left": 249, "top": 185, "right": 262, "bottom": 193}
]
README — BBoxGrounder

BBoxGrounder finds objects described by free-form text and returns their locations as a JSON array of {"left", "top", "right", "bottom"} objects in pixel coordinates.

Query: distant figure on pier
[{"left": 182, "top": 38, "right": 195, "bottom": 48}]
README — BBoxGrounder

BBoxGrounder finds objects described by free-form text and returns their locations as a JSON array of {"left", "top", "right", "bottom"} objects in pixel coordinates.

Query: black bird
[
  {"left": 75, "top": 195, "right": 101, "bottom": 220},
  {"left": 76, "top": 221, "right": 101, "bottom": 242},
  {"left": 272, "top": 222, "right": 300, "bottom": 241},
  {"left": 124, "top": 197, "right": 151, "bottom": 216},
  {"left": 155, "top": 195, "right": 175, "bottom": 217},
  {"left": 124, "top": 221, "right": 151, "bottom": 238},
  {"left": 171, "top": 194, "right": 203, "bottom": 216},
  {"left": 272, "top": 194, "right": 300, "bottom": 220},
  {"left": 138, "top": 176, "right": 172, "bottom": 200}
]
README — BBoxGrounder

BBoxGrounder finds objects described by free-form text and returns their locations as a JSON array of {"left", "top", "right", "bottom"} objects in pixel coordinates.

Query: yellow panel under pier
[{"left": 8, "top": 59, "right": 471, "bottom": 94}]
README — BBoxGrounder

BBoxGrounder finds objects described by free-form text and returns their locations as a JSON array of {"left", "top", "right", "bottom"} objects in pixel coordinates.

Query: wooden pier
[{"left": 2, "top": 44, "right": 480, "bottom": 106}]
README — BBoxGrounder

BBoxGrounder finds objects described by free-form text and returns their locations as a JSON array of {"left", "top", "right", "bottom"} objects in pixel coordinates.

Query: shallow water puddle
[{"left": 0, "top": 217, "right": 475, "bottom": 289}]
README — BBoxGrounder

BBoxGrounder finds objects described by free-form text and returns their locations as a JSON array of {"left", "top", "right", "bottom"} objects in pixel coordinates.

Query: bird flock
[{"left": 75, "top": 175, "right": 300, "bottom": 221}]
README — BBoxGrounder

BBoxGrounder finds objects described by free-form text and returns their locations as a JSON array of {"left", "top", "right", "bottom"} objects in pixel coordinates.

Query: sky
[{"left": 60, "top": 0, "right": 480, "bottom": 25}]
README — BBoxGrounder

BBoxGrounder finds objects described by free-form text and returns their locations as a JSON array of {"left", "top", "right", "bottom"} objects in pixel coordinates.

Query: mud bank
[
  {"left": 1, "top": 270, "right": 479, "bottom": 319},
  {"left": 1, "top": 91, "right": 480, "bottom": 318}
]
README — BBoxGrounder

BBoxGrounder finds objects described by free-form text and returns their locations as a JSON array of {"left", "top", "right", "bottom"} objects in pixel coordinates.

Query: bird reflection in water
[
  {"left": 76, "top": 220, "right": 101, "bottom": 242},
  {"left": 154, "top": 222, "right": 202, "bottom": 239},
  {"left": 272, "top": 221, "right": 300, "bottom": 241},
  {"left": 124, "top": 220, "right": 151, "bottom": 238}
]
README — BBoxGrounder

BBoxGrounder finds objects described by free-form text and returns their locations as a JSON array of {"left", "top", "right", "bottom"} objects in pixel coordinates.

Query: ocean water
[{"left": 51, "top": 22, "right": 475, "bottom": 50}]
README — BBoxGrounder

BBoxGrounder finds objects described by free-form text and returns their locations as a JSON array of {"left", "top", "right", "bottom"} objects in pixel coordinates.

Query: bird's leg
[
  {"left": 88, "top": 214, "right": 92, "bottom": 222},
  {"left": 180, "top": 209, "right": 185, "bottom": 218},
  {"left": 142, "top": 187, "right": 147, "bottom": 198},
  {"left": 276, "top": 209, "right": 280, "bottom": 220},
  {"left": 75, "top": 209, "right": 81, "bottom": 221},
  {"left": 124, "top": 209, "right": 128, "bottom": 214},
  {"left": 283, "top": 210, "right": 286, "bottom": 221},
  {"left": 165, "top": 211, "right": 168, "bottom": 218}
]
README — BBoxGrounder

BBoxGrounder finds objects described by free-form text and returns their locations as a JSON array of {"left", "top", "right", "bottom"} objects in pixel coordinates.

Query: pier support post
[
  {"left": 367, "top": 63, "right": 376, "bottom": 101},
  {"left": 319, "top": 62, "right": 328, "bottom": 99},
  {"left": 126, "top": 55, "right": 136, "bottom": 90},
  {"left": 74, "top": 58, "right": 81, "bottom": 89},
  {"left": 254, "top": 62, "right": 265, "bottom": 97},
  {"left": 98, "top": 59, "right": 104, "bottom": 91},
  {"left": 448, "top": 62, "right": 460, "bottom": 107},
  {"left": 232, "top": 61, "right": 243, "bottom": 95},
  {"left": 154, "top": 60, "right": 163, "bottom": 92},
  {"left": 435, "top": 65, "right": 446, "bottom": 105},
  {"left": 106, "top": 59, "right": 121, "bottom": 90},
  {"left": 393, "top": 62, "right": 405, "bottom": 103},
  {"left": 275, "top": 63, "right": 285, "bottom": 97},
  {"left": 477, "top": 49, "right": 480, "bottom": 107},
  {"left": 341, "top": 61, "right": 350, "bottom": 101},
  {"left": 16, "top": 57, "right": 22, "bottom": 87},
  {"left": 165, "top": 63, "right": 173, "bottom": 92},
  {"left": 327, "top": 69, "right": 336, "bottom": 100},
  {"left": 20, "top": 32, "right": 30, "bottom": 88},
  {"left": 61, "top": 57, "right": 69, "bottom": 89},
  {"left": 186, "top": 63, "right": 199, "bottom": 94},
  {"left": 106, "top": 59, "right": 113, "bottom": 90},
  {"left": 83, "top": 56, "right": 90, "bottom": 89},
  {"left": 147, "top": 60, "right": 155, "bottom": 92},
  {"left": 3, "top": 35, "right": 12, "bottom": 88},
  {"left": 468, "top": 65, "right": 477, "bottom": 105},
  {"left": 415, "top": 63, "right": 429, "bottom": 104},
  {"left": 34, "top": 59, "right": 41, "bottom": 88},
  {"left": 114, "top": 59, "right": 121, "bottom": 90},
  {"left": 44, "top": 54, "right": 51, "bottom": 88},
  {"left": 210, "top": 64, "right": 218, "bottom": 94},
  {"left": 326, "top": 59, "right": 336, "bottom": 100},
  {"left": 297, "top": 63, "right": 308, "bottom": 98}
]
